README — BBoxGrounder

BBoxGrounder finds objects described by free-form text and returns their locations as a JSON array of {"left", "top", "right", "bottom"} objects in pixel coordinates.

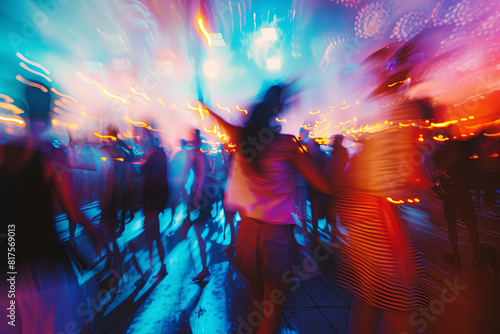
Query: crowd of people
[{"left": 1, "top": 52, "right": 500, "bottom": 334}]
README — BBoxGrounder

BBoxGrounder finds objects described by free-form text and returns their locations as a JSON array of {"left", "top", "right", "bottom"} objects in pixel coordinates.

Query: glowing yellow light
[
  {"left": 461, "top": 118, "right": 468, "bottom": 121},
  {"left": 198, "top": 18, "right": 212, "bottom": 47},
  {"left": 468, "top": 116, "right": 474, "bottom": 120},
  {"left": 101, "top": 88, "right": 126, "bottom": 104},
  {"left": 0, "top": 102, "right": 24, "bottom": 114},
  {"left": 430, "top": 120, "right": 458, "bottom": 128},
  {"left": 236, "top": 105, "right": 248, "bottom": 115},
  {"left": 309, "top": 110, "right": 320, "bottom": 115},
  {"left": 340, "top": 101, "right": 359, "bottom": 110},
  {"left": 94, "top": 132, "right": 116, "bottom": 141},
  {"left": 387, "top": 197, "right": 404, "bottom": 204},
  {"left": 433, "top": 136, "right": 449, "bottom": 141},
  {"left": 414, "top": 198, "right": 420, "bottom": 203},
  {"left": 125, "top": 116, "right": 148, "bottom": 127},
  {"left": 16, "top": 75, "right": 48, "bottom": 92},
  {"left": 16, "top": 52, "right": 50, "bottom": 74},
  {"left": 129, "top": 87, "right": 150, "bottom": 100},
  {"left": 0, "top": 115, "right": 24, "bottom": 126},
  {"left": 51, "top": 119, "right": 77, "bottom": 129},
  {"left": 158, "top": 98, "right": 166, "bottom": 107},
  {"left": 216, "top": 102, "right": 230, "bottom": 113},
  {"left": 388, "top": 78, "right": 411, "bottom": 87},
  {"left": 418, "top": 138, "right": 424, "bottom": 142},
  {"left": 0, "top": 94, "right": 14, "bottom": 103},
  {"left": 50, "top": 87, "right": 78, "bottom": 103},
  {"left": 101, "top": 157, "right": 107, "bottom": 161},
  {"left": 276, "top": 117, "right": 286, "bottom": 123},
  {"left": 19, "top": 62, "right": 52, "bottom": 82},
  {"left": 113, "top": 158, "right": 124, "bottom": 162}
]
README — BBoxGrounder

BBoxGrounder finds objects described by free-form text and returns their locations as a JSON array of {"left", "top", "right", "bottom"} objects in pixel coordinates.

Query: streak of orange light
[
  {"left": 16, "top": 52, "right": 50, "bottom": 74},
  {"left": 16, "top": 75, "right": 48, "bottom": 92},
  {"left": 19, "top": 62, "right": 52, "bottom": 82},
  {"left": 50, "top": 88, "right": 78, "bottom": 103},
  {"left": 0, "top": 115, "right": 24, "bottom": 126}
]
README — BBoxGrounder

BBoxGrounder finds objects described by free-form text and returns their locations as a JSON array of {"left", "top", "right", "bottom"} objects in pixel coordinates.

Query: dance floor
[{"left": 49, "top": 193, "right": 499, "bottom": 334}]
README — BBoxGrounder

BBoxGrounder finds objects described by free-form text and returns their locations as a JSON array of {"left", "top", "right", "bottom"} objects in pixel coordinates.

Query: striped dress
[
  {"left": 333, "top": 103, "right": 435, "bottom": 311},
  {"left": 335, "top": 193, "right": 434, "bottom": 311}
]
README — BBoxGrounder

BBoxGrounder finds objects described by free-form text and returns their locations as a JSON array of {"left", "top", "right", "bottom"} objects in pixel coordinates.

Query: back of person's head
[
  {"left": 107, "top": 125, "right": 119, "bottom": 137},
  {"left": 334, "top": 134, "right": 344, "bottom": 145}
]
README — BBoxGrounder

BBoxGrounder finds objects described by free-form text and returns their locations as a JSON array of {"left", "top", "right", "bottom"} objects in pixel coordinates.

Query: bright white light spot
[
  {"left": 266, "top": 57, "right": 281, "bottom": 70},
  {"left": 203, "top": 58, "right": 220, "bottom": 79},
  {"left": 261, "top": 28, "right": 278, "bottom": 41},
  {"left": 255, "top": 36, "right": 264, "bottom": 46}
]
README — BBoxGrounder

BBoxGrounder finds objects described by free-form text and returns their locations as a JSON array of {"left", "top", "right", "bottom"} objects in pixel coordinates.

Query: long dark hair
[{"left": 240, "top": 85, "right": 283, "bottom": 173}]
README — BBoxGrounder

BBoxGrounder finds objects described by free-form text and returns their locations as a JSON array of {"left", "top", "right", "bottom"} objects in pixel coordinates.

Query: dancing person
[
  {"left": 334, "top": 100, "right": 435, "bottom": 334},
  {"left": 204, "top": 84, "right": 332, "bottom": 334},
  {"left": 323, "top": 134, "right": 349, "bottom": 241},
  {"left": 0, "top": 81, "right": 101, "bottom": 333},
  {"left": 431, "top": 137, "right": 481, "bottom": 266},
  {"left": 140, "top": 136, "right": 169, "bottom": 278}
]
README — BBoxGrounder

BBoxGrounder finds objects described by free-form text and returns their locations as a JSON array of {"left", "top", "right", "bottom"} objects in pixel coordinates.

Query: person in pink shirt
[{"left": 204, "top": 84, "right": 332, "bottom": 334}]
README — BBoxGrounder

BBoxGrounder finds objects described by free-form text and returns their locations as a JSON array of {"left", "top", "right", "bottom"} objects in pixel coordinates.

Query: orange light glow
[
  {"left": 388, "top": 78, "right": 411, "bottom": 87},
  {"left": 197, "top": 18, "right": 212, "bottom": 47},
  {"left": 216, "top": 102, "right": 230, "bottom": 113},
  {"left": 129, "top": 87, "right": 150, "bottom": 101},
  {"left": 490, "top": 153, "right": 499, "bottom": 158},
  {"left": 113, "top": 158, "right": 124, "bottom": 162},
  {"left": 0, "top": 102, "right": 24, "bottom": 114},
  {"left": 50, "top": 88, "right": 78, "bottom": 103},
  {"left": 101, "top": 88, "right": 126, "bottom": 104},
  {"left": 19, "top": 62, "right": 52, "bottom": 82},
  {"left": 16, "top": 75, "right": 48, "bottom": 92},
  {"left": 484, "top": 132, "right": 500, "bottom": 137},
  {"left": 0, "top": 115, "right": 24, "bottom": 126},
  {"left": 387, "top": 197, "right": 404, "bottom": 204},
  {"left": 340, "top": 101, "right": 359, "bottom": 110},
  {"left": 0, "top": 94, "right": 14, "bottom": 103},
  {"left": 16, "top": 52, "right": 50, "bottom": 74},
  {"left": 125, "top": 116, "right": 147, "bottom": 127},
  {"left": 51, "top": 119, "right": 77, "bottom": 129},
  {"left": 469, "top": 154, "right": 479, "bottom": 159},
  {"left": 236, "top": 105, "right": 248, "bottom": 115},
  {"left": 94, "top": 132, "right": 116, "bottom": 141}
]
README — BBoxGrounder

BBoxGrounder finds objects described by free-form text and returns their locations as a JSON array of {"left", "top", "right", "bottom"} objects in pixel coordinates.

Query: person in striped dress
[{"left": 333, "top": 100, "right": 435, "bottom": 333}]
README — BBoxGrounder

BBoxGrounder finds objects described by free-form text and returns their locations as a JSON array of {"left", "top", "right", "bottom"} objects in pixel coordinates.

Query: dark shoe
[
  {"left": 153, "top": 264, "right": 167, "bottom": 279},
  {"left": 191, "top": 270, "right": 211, "bottom": 284}
]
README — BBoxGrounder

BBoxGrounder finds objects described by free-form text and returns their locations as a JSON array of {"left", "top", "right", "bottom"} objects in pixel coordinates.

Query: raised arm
[{"left": 200, "top": 102, "right": 242, "bottom": 143}]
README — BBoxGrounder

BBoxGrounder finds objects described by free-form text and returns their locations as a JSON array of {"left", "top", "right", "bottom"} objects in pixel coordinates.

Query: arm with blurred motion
[
  {"left": 200, "top": 102, "right": 242, "bottom": 143},
  {"left": 290, "top": 143, "right": 332, "bottom": 195}
]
